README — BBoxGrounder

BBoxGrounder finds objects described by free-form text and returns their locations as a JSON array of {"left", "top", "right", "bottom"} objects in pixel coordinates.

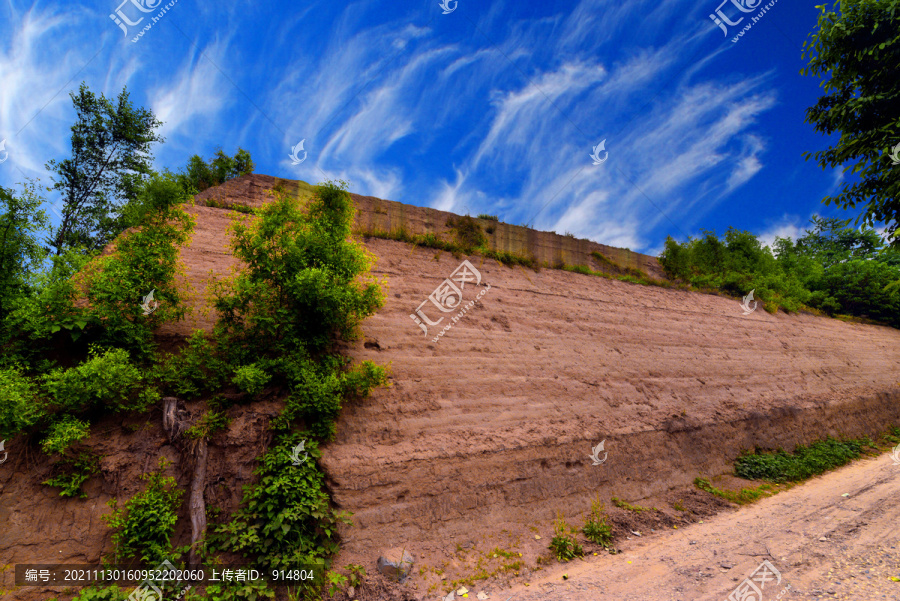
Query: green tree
[
  {"left": 801, "top": 0, "right": 900, "bottom": 241},
  {"left": 790, "top": 216, "right": 892, "bottom": 266},
  {"left": 176, "top": 148, "right": 254, "bottom": 194},
  {"left": 0, "top": 183, "right": 49, "bottom": 321},
  {"left": 213, "top": 180, "right": 383, "bottom": 353},
  {"left": 46, "top": 83, "right": 163, "bottom": 255}
]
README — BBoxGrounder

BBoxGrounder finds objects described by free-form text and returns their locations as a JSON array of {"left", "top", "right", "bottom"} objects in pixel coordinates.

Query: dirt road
[{"left": 498, "top": 452, "right": 900, "bottom": 601}]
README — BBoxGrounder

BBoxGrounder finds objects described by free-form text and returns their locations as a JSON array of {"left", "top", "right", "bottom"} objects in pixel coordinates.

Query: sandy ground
[{"left": 488, "top": 451, "right": 900, "bottom": 601}]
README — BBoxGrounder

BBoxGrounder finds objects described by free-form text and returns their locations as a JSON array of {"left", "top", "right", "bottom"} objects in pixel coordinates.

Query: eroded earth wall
[{"left": 3, "top": 175, "right": 899, "bottom": 595}]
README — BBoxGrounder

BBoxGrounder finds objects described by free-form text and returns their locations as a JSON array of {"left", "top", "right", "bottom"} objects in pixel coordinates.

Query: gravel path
[{"left": 497, "top": 452, "right": 900, "bottom": 601}]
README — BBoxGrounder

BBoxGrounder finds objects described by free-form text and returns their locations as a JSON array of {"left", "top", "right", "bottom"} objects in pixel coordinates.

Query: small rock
[
  {"left": 443, "top": 593, "right": 455, "bottom": 601},
  {"left": 376, "top": 548, "right": 414, "bottom": 582},
  {"left": 347, "top": 586, "right": 354, "bottom": 597},
  {"left": 534, "top": 535, "right": 542, "bottom": 540},
  {"left": 477, "top": 593, "right": 489, "bottom": 600},
  {"left": 690, "top": 541, "right": 697, "bottom": 545},
  {"left": 631, "top": 531, "right": 642, "bottom": 537},
  {"left": 819, "top": 537, "right": 828, "bottom": 542},
  {"left": 457, "top": 587, "right": 468, "bottom": 595}
]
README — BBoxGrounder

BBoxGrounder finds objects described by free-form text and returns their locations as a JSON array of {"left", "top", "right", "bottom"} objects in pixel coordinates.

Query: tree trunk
[
  {"left": 188, "top": 439, "right": 208, "bottom": 569},
  {"left": 162, "top": 397, "right": 178, "bottom": 442}
]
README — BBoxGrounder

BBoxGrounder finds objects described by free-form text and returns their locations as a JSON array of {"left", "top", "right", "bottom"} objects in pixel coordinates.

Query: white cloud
[
  {"left": 757, "top": 214, "right": 810, "bottom": 249},
  {"left": 149, "top": 41, "right": 231, "bottom": 139},
  {"left": 725, "top": 134, "right": 765, "bottom": 192},
  {"left": 432, "top": 168, "right": 468, "bottom": 214},
  {"left": 0, "top": 8, "right": 97, "bottom": 178}
]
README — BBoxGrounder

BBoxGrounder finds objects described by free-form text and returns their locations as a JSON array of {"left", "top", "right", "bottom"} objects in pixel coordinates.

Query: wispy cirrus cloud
[
  {"left": 150, "top": 42, "right": 232, "bottom": 139},
  {"left": 0, "top": 7, "right": 101, "bottom": 176},
  {"left": 1, "top": 0, "right": 838, "bottom": 255}
]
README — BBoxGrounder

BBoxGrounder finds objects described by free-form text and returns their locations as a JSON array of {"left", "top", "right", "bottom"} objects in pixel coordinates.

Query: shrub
[
  {"left": 273, "top": 357, "right": 388, "bottom": 439},
  {"left": 213, "top": 180, "right": 384, "bottom": 353},
  {"left": 78, "top": 172, "right": 195, "bottom": 356},
  {"left": 43, "top": 346, "right": 158, "bottom": 413},
  {"left": 476, "top": 214, "right": 498, "bottom": 221},
  {"left": 212, "top": 434, "right": 349, "bottom": 576},
  {"left": 232, "top": 364, "right": 271, "bottom": 396},
  {"left": 549, "top": 512, "right": 583, "bottom": 562},
  {"left": 184, "top": 410, "right": 231, "bottom": 440},
  {"left": 43, "top": 450, "right": 100, "bottom": 498},
  {"left": 41, "top": 415, "right": 91, "bottom": 455},
  {"left": 1, "top": 249, "right": 90, "bottom": 370},
  {"left": 446, "top": 216, "right": 487, "bottom": 251},
  {"left": 581, "top": 498, "right": 613, "bottom": 547},
  {"left": 152, "top": 331, "right": 230, "bottom": 400},
  {"left": 103, "top": 458, "right": 184, "bottom": 565},
  {"left": 0, "top": 365, "right": 43, "bottom": 439}
]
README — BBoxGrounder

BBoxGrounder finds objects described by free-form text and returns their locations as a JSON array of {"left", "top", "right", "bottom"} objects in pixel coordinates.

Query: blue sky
[{"left": 0, "top": 0, "right": 855, "bottom": 254}]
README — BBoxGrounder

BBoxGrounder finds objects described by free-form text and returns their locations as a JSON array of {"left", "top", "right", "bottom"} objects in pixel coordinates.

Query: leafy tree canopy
[
  {"left": 46, "top": 83, "right": 163, "bottom": 256},
  {"left": 801, "top": 0, "right": 900, "bottom": 240},
  {"left": 176, "top": 148, "right": 254, "bottom": 194},
  {"left": 0, "top": 183, "right": 49, "bottom": 321}
]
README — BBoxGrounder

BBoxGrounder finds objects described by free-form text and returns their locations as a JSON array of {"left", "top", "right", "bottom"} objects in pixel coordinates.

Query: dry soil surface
[{"left": 488, "top": 451, "right": 900, "bottom": 601}]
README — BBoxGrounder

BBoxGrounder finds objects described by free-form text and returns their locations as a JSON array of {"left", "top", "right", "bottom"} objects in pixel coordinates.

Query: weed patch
[
  {"left": 611, "top": 497, "right": 657, "bottom": 512},
  {"left": 734, "top": 436, "right": 871, "bottom": 482}
]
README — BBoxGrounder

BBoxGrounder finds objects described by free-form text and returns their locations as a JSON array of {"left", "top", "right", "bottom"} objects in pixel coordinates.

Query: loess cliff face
[
  {"left": 2, "top": 174, "right": 899, "bottom": 598},
  {"left": 181, "top": 176, "right": 900, "bottom": 558}
]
